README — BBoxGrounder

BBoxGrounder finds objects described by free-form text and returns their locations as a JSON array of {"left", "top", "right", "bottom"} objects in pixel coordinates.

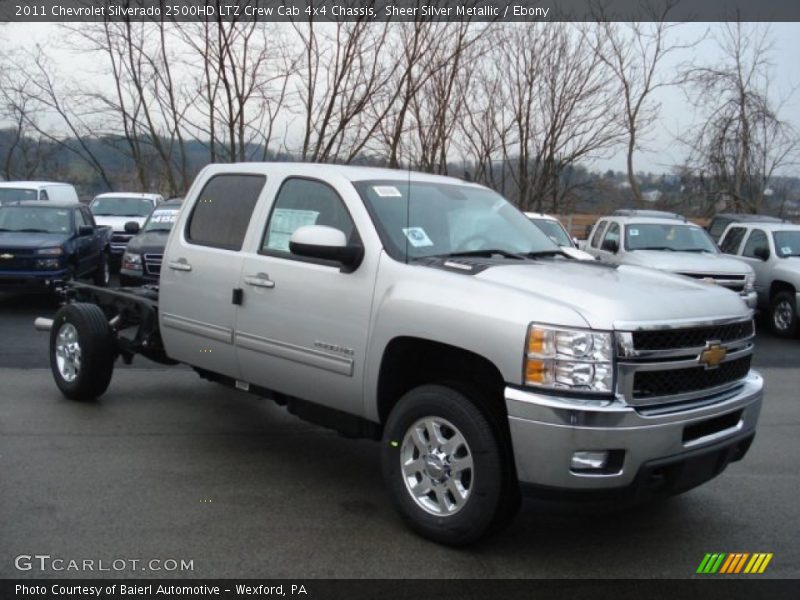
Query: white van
[{"left": 0, "top": 181, "right": 80, "bottom": 205}]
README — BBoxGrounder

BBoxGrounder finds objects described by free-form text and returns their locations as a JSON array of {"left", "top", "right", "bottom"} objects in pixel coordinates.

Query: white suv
[{"left": 585, "top": 210, "right": 757, "bottom": 308}]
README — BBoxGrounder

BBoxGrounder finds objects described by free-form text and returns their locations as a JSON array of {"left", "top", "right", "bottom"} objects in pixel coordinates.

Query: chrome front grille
[
  {"left": 616, "top": 317, "right": 755, "bottom": 408},
  {"left": 677, "top": 272, "right": 746, "bottom": 292}
]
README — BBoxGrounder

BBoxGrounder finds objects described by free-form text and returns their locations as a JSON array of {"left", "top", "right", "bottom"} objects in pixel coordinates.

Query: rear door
[
  {"left": 738, "top": 228, "right": 771, "bottom": 301},
  {"left": 73, "top": 207, "right": 97, "bottom": 276},
  {"left": 234, "top": 176, "right": 377, "bottom": 416},
  {"left": 159, "top": 171, "right": 267, "bottom": 378}
]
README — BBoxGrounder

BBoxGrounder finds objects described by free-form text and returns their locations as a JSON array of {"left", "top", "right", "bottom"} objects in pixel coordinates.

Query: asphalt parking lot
[{"left": 1, "top": 287, "right": 798, "bottom": 579}]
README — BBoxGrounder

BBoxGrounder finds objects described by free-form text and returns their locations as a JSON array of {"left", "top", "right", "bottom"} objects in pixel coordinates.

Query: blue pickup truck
[{"left": 0, "top": 201, "right": 112, "bottom": 293}]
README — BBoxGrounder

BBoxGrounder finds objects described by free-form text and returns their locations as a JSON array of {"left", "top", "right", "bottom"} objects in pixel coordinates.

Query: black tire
[
  {"left": 49, "top": 303, "right": 116, "bottom": 400},
  {"left": 92, "top": 252, "right": 111, "bottom": 287},
  {"left": 770, "top": 291, "right": 798, "bottom": 337},
  {"left": 381, "top": 384, "right": 512, "bottom": 546}
]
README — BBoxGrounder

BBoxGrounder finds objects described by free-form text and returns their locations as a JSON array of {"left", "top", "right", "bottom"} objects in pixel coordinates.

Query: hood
[
  {"left": 93, "top": 215, "right": 147, "bottom": 232},
  {"left": 622, "top": 250, "right": 753, "bottom": 275},
  {"left": 560, "top": 246, "right": 596, "bottom": 261},
  {"left": 0, "top": 231, "right": 69, "bottom": 250},
  {"left": 125, "top": 230, "right": 170, "bottom": 254},
  {"left": 475, "top": 259, "right": 750, "bottom": 330}
]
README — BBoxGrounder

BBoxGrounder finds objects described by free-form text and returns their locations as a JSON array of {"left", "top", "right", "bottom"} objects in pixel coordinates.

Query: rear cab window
[
  {"left": 186, "top": 174, "right": 266, "bottom": 251},
  {"left": 590, "top": 220, "right": 608, "bottom": 248}
]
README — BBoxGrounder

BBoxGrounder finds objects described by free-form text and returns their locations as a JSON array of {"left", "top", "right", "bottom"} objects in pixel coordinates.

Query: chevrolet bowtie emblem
[
  {"left": 699, "top": 342, "right": 727, "bottom": 369},
  {"left": 0, "top": 253, "right": 14, "bottom": 260}
]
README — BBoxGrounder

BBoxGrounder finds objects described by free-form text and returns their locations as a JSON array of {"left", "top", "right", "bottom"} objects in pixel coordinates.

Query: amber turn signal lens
[
  {"left": 528, "top": 328, "right": 546, "bottom": 355},
  {"left": 525, "top": 359, "right": 546, "bottom": 384}
]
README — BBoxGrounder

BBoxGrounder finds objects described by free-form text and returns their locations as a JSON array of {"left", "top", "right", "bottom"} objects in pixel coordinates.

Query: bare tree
[
  {"left": 591, "top": 1, "right": 695, "bottom": 204},
  {"left": 682, "top": 22, "right": 798, "bottom": 214}
]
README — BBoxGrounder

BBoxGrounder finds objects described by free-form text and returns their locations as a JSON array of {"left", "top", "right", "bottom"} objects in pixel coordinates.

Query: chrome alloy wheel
[
  {"left": 55, "top": 322, "right": 81, "bottom": 382},
  {"left": 773, "top": 299, "right": 794, "bottom": 332},
  {"left": 400, "top": 416, "right": 474, "bottom": 516}
]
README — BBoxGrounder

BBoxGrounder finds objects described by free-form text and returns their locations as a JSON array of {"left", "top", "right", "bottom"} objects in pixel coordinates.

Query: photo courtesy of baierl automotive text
[{"left": 1, "top": 0, "right": 799, "bottom": 595}]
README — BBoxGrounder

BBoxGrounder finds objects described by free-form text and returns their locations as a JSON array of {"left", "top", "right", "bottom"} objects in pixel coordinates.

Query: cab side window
[
  {"left": 590, "top": 220, "right": 607, "bottom": 248},
  {"left": 602, "top": 222, "right": 620, "bottom": 250},
  {"left": 186, "top": 174, "right": 266, "bottom": 251},
  {"left": 742, "top": 229, "right": 769, "bottom": 259},
  {"left": 261, "top": 178, "right": 356, "bottom": 256},
  {"left": 720, "top": 227, "right": 746, "bottom": 254}
]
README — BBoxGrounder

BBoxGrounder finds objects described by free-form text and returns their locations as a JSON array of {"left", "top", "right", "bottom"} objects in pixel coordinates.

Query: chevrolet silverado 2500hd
[{"left": 38, "top": 163, "right": 763, "bottom": 545}]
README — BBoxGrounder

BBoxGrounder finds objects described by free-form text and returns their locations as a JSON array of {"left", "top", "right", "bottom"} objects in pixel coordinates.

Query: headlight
[
  {"left": 122, "top": 252, "right": 142, "bottom": 271},
  {"left": 744, "top": 273, "right": 755, "bottom": 293},
  {"left": 36, "top": 247, "right": 63, "bottom": 256},
  {"left": 35, "top": 258, "right": 61, "bottom": 269},
  {"left": 524, "top": 324, "right": 614, "bottom": 393}
]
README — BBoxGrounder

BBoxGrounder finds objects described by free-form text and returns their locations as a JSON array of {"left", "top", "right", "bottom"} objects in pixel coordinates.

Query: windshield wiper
[
  {"left": 93, "top": 213, "right": 113, "bottom": 216},
  {"left": 439, "top": 249, "right": 524, "bottom": 260},
  {"left": 16, "top": 228, "right": 50, "bottom": 233},
  {"left": 634, "top": 246, "right": 675, "bottom": 251},
  {"left": 524, "top": 249, "right": 569, "bottom": 259}
]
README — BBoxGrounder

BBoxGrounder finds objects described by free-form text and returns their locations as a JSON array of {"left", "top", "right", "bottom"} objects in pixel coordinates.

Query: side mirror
[
  {"left": 124, "top": 221, "right": 141, "bottom": 234},
  {"left": 601, "top": 238, "right": 619, "bottom": 253},
  {"left": 289, "top": 225, "right": 363, "bottom": 272},
  {"left": 78, "top": 225, "right": 94, "bottom": 237},
  {"left": 754, "top": 246, "right": 769, "bottom": 261}
]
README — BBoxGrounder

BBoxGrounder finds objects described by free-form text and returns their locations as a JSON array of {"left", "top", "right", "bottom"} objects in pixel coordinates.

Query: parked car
[
  {"left": 719, "top": 221, "right": 800, "bottom": 337},
  {"left": 0, "top": 181, "right": 80, "bottom": 205},
  {"left": 707, "top": 213, "right": 786, "bottom": 243},
  {"left": 89, "top": 193, "right": 164, "bottom": 265},
  {"left": 119, "top": 198, "right": 183, "bottom": 286},
  {"left": 0, "top": 201, "right": 111, "bottom": 292},
  {"left": 524, "top": 212, "right": 595, "bottom": 260},
  {"left": 585, "top": 209, "right": 757, "bottom": 308},
  {"left": 38, "top": 164, "right": 762, "bottom": 546}
]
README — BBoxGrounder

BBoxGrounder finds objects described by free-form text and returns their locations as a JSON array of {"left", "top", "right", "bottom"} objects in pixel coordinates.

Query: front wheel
[
  {"left": 381, "top": 384, "right": 513, "bottom": 546},
  {"left": 50, "top": 303, "right": 116, "bottom": 400},
  {"left": 770, "top": 291, "right": 798, "bottom": 337}
]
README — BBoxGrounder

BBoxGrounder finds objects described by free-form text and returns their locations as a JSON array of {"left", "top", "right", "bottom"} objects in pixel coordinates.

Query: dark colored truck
[{"left": 0, "top": 201, "right": 112, "bottom": 292}]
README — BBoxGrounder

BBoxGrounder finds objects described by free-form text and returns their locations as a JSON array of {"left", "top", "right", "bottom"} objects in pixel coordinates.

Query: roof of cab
[
  {"left": 92, "top": 192, "right": 163, "bottom": 200},
  {"left": 205, "top": 162, "right": 474, "bottom": 186},
  {"left": 0, "top": 181, "right": 72, "bottom": 188},
  {"left": 2, "top": 200, "right": 79, "bottom": 209},
  {"left": 727, "top": 222, "right": 800, "bottom": 232}
]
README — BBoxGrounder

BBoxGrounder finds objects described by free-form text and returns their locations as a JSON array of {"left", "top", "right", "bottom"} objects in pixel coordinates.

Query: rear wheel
[
  {"left": 381, "top": 384, "right": 515, "bottom": 545},
  {"left": 49, "top": 303, "right": 116, "bottom": 400},
  {"left": 770, "top": 291, "right": 798, "bottom": 337}
]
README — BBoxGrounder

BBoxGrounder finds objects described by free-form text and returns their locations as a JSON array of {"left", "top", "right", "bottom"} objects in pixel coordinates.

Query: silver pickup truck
[
  {"left": 719, "top": 221, "right": 800, "bottom": 337},
  {"left": 38, "top": 164, "right": 763, "bottom": 545}
]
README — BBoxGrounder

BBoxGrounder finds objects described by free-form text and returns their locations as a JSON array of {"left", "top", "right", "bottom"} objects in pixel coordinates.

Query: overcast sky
[{"left": 2, "top": 21, "right": 799, "bottom": 175}]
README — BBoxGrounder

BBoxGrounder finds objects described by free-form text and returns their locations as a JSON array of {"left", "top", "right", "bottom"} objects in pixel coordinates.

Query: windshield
[
  {"left": 625, "top": 223, "right": 717, "bottom": 253},
  {"left": 773, "top": 231, "right": 800, "bottom": 257},
  {"left": 530, "top": 218, "right": 572, "bottom": 247},
  {"left": 0, "top": 188, "right": 39, "bottom": 205},
  {"left": 0, "top": 206, "right": 72, "bottom": 234},
  {"left": 354, "top": 180, "right": 559, "bottom": 261},
  {"left": 91, "top": 197, "right": 153, "bottom": 217},
  {"left": 143, "top": 208, "right": 179, "bottom": 232}
]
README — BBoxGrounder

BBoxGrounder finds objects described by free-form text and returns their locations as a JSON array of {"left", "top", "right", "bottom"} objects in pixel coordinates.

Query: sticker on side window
[
  {"left": 373, "top": 186, "right": 403, "bottom": 198},
  {"left": 629, "top": 228, "right": 639, "bottom": 236},
  {"left": 781, "top": 246, "right": 792, "bottom": 255},
  {"left": 265, "top": 209, "right": 320, "bottom": 252},
  {"left": 402, "top": 227, "right": 434, "bottom": 247}
]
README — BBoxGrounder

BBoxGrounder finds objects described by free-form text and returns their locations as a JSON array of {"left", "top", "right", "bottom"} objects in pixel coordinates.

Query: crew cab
[
  {"left": 89, "top": 193, "right": 164, "bottom": 263},
  {"left": 119, "top": 198, "right": 183, "bottom": 286},
  {"left": 719, "top": 222, "right": 800, "bottom": 337},
  {"left": 0, "top": 201, "right": 111, "bottom": 292},
  {"left": 37, "top": 164, "right": 763, "bottom": 545},
  {"left": 0, "top": 181, "right": 80, "bottom": 205},
  {"left": 585, "top": 209, "right": 758, "bottom": 308}
]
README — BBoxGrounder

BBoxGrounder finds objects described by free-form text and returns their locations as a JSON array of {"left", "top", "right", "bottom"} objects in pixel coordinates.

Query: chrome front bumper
[{"left": 505, "top": 371, "right": 763, "bottom": 491}]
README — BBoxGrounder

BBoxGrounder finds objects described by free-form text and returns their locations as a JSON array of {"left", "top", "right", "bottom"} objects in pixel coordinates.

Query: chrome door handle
[
  {"left": 167, "top": 259, "right": 192, "bottom": 272},
  {"left": 243, "top": 273, "right": 275, "bottom": 289}
]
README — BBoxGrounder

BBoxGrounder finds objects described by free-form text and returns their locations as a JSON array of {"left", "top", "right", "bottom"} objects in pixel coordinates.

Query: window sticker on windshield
[
  {"left": 402, "top": 227, "right": 434, "bottom": 247},
  {"left": 629, "top": 228, "right": 639, "bottom": 236},
  {"left": 781, "top": 246, "right": 792, "bottom": 255},
  {"left": 56, "top": 211, "right": 68, "bottom": 216},
  {"left": 151, "top": 212, "right": 177, "bottom": 224},
  {"left": 373, "top": 186, "right": 403, "bottom": 198}
]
